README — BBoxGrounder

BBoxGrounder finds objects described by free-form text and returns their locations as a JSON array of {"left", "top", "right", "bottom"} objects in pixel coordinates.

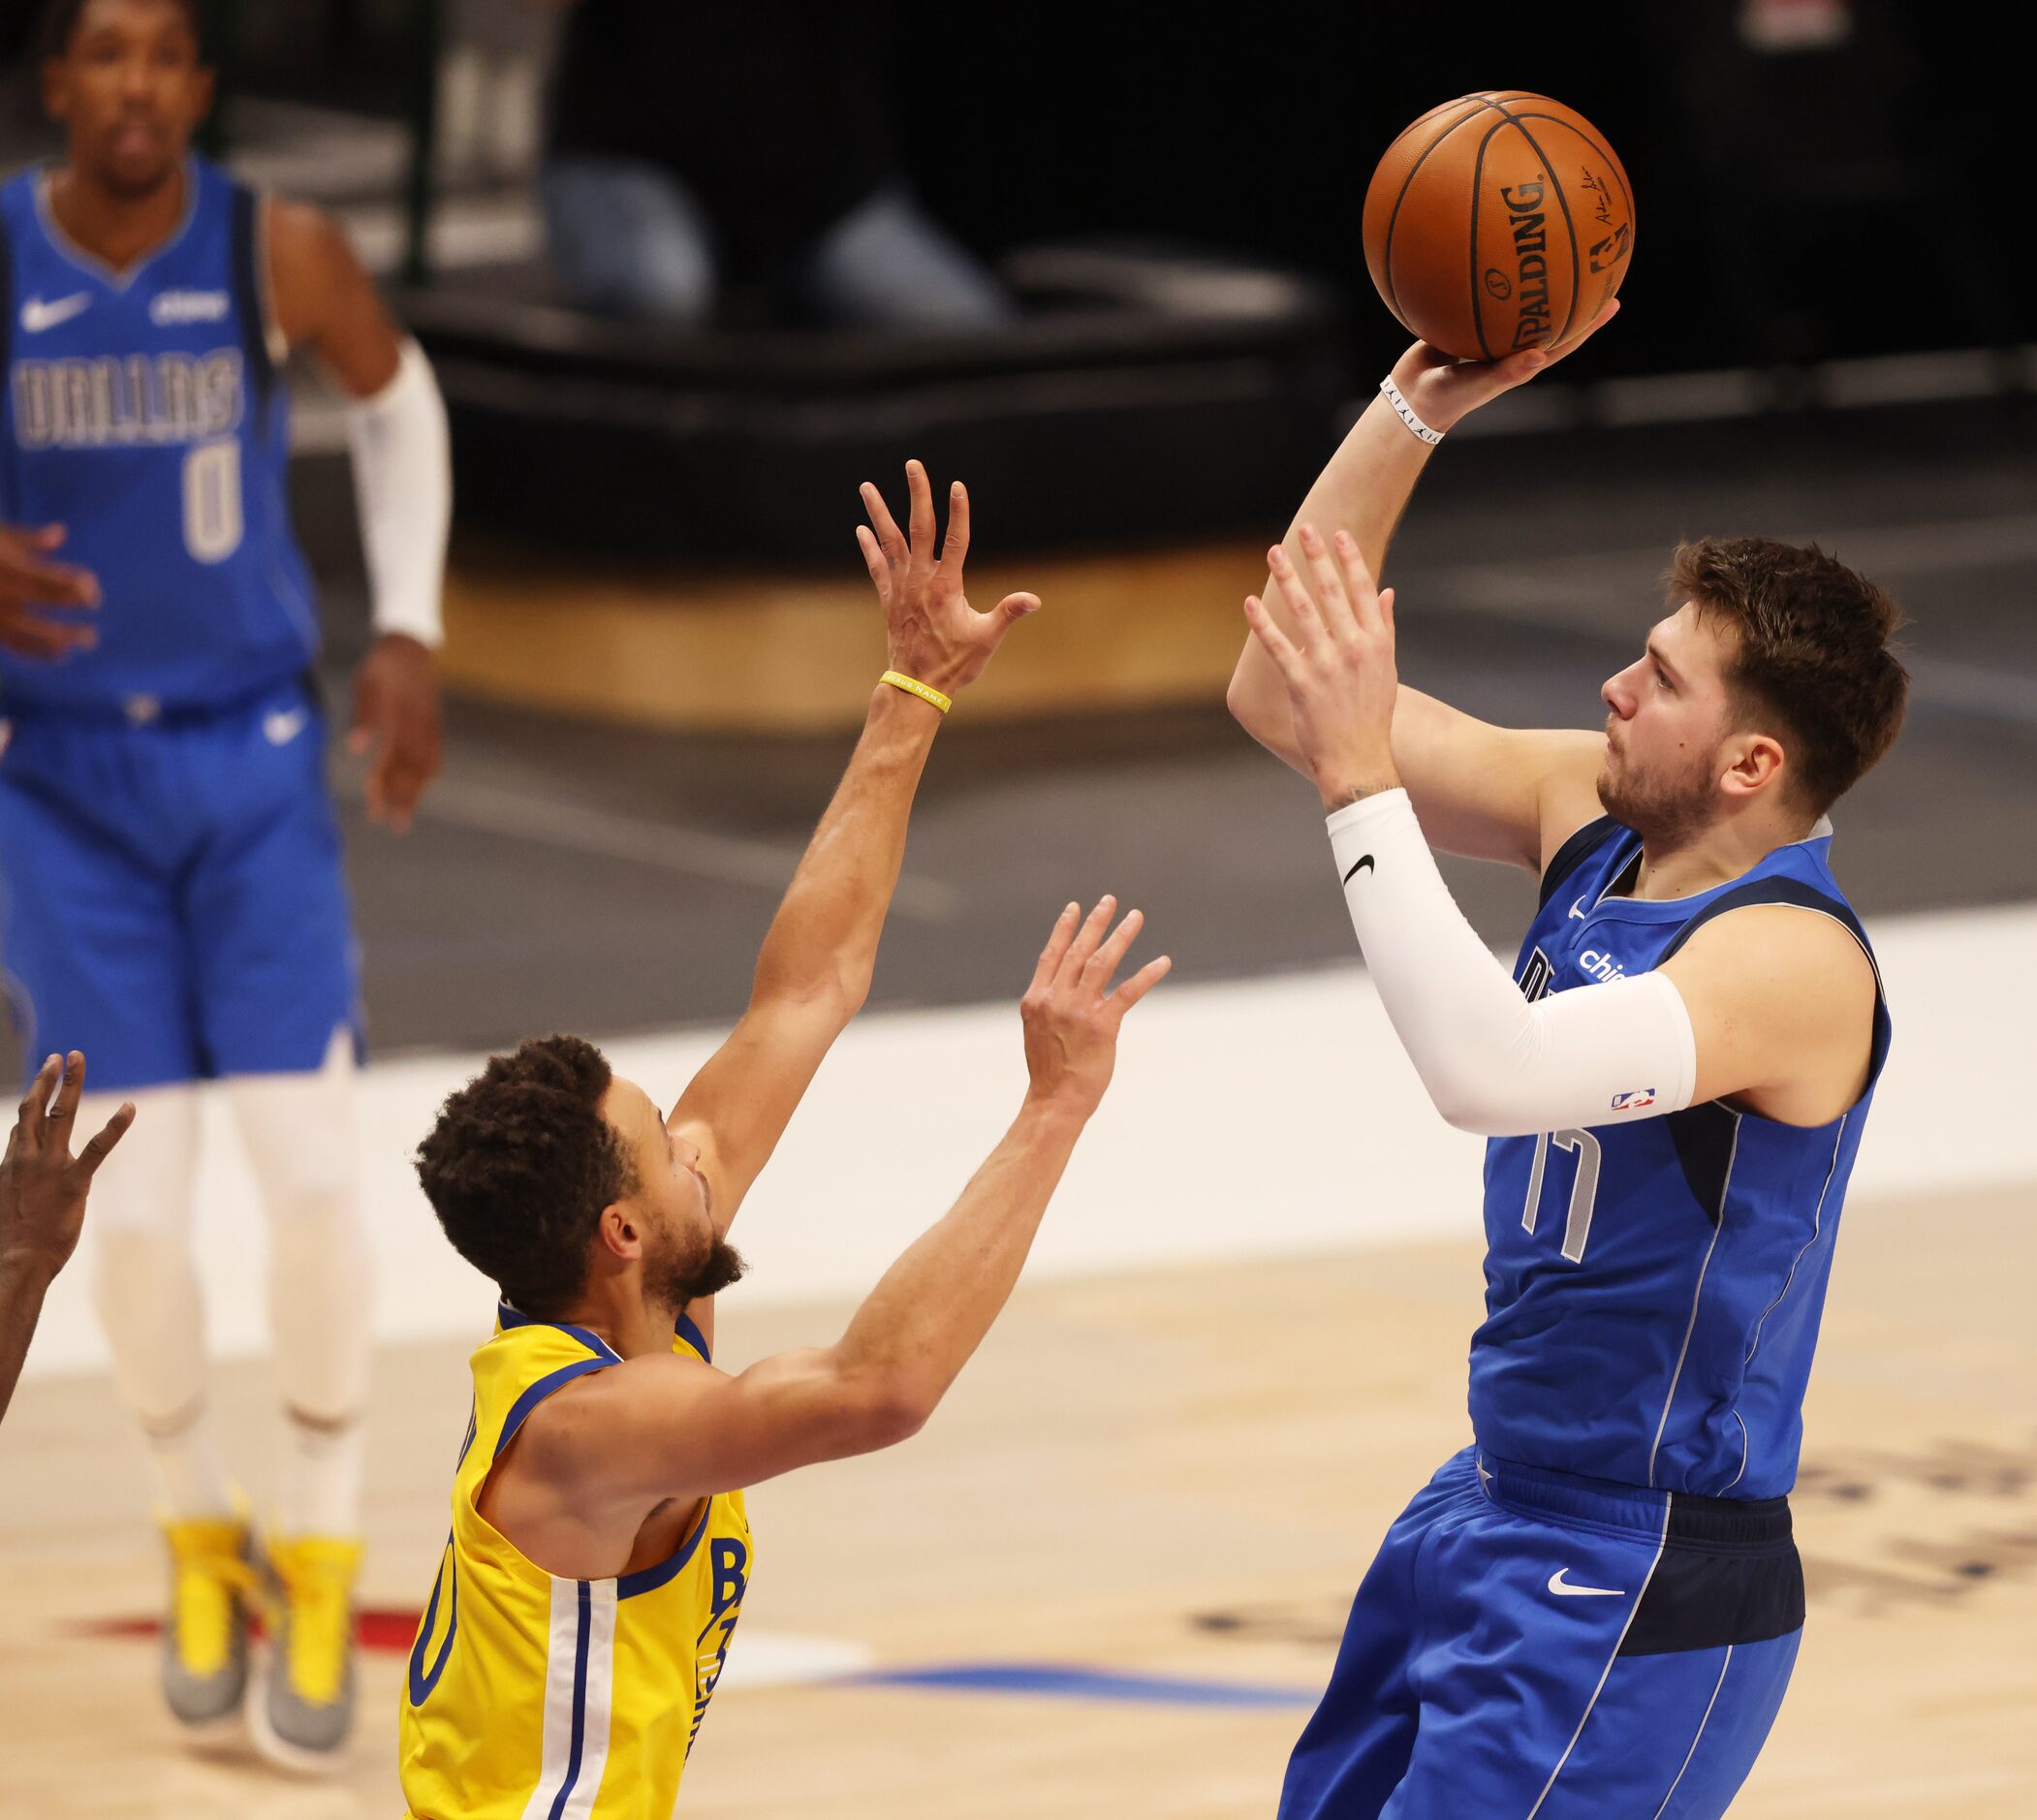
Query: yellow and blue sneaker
[{"left": 249, "top": 1535, "right": 364, "bottom": 1774}]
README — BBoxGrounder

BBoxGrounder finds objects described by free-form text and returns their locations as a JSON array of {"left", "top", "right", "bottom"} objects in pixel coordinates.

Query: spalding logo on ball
[{"left": 1363, "top": 93, "right": 1634, "bottom": 361}]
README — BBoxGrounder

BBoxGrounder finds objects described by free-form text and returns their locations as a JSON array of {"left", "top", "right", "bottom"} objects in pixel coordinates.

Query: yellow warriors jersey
[{"left": 399, "top": 1306, "right": 752, "bottom": 1818}]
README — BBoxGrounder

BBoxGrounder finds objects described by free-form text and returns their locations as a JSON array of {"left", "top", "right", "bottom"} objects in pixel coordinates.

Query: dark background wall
[
  {"left": 2, "top": 0, "right": 2022, "bottom": 381},
  {"left": 900, "top": 1, "right": 2023, "bottom": 377}
]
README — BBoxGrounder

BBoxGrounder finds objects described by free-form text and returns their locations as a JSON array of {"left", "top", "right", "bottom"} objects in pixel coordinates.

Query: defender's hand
[
  {"left": 1243, "top": 524, "right": 1402, "bottom": 809},
  {"left": 348, "top": 632, "right": 443, "bottom": 833},
  {"left": 856, "top": 460, "right": 1040, "bottom": 699},
  {"left": 1019, "top": 897, "right": 1171, "bottom": 1117},
  {"left": 0, "top": 522, "right": 100, "bottom": 660},
  {"left": 1395, "top": 297, "right": 1621, "bottom": 434},
  {"left": 1, "top": 1053, "right": 134, "bottom": 1282}
]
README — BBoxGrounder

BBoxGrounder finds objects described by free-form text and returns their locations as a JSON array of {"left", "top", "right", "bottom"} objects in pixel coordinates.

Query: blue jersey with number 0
[
  {"left": 1469, "top": 815, "right": 1891, "bottom": 1500},
  {"left": 0, "top": 154, "right": 316, "bottom": 714}
]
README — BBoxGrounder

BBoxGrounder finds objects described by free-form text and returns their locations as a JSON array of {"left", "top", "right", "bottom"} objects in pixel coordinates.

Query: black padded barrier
[{"left": 392, "top": 247, "right": 1348, "bottom": 564}]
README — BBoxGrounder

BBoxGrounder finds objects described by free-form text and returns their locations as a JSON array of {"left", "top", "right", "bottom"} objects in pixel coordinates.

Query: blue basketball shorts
[
  {"left": 0, "top": 678, "right": 361, "bottom": 1092},
  {"left": 1281, "top": 1447, "right": 1805, "bottom": 1820}
]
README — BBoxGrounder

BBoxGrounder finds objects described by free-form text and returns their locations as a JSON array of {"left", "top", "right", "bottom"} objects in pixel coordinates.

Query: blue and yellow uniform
[
  {"left": 0, "top": 154, "right": 356, "bottom": 1089},
  {"left": 1284, "top": 817, "right": 1891, "bottom": 1820},
  {"left": 401, "top": 1306, "right": 752, "bottom": 1820}
]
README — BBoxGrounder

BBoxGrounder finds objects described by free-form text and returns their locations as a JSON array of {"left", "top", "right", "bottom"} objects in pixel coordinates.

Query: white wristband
[{"left": 1379, "top": 375, "right": 1444, "bottom": 446}]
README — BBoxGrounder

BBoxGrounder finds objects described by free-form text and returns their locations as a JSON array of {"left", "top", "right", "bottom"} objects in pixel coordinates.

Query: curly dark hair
[
  {"left": 42, "top": 0, "right": 204, "bottom": 59},
  {"left": 1669, "top": 536, "right": 1909, "bottom": 816},
  {"left": 416, "top": 1034, "right": 636, "bottom": 1321}
]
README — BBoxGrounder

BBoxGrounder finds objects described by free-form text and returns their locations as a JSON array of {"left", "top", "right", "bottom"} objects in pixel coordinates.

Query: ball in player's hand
[{"left": 1362, "top": 92, "right": 1635, "bottom": 362}]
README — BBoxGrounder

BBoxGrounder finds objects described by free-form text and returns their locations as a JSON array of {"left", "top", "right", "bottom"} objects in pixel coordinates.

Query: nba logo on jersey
[{"left": 1609, "top": 1086, "right": 1656, "bottom": 1112}]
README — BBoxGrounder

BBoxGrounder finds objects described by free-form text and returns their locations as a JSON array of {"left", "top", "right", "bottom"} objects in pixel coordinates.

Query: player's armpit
[
  {"left": 1391, "top": 687, "right": 1605, "bottom": 871},
  {"left": 524, "top": 1346, "right": 911, "bottom": 1513},
  {"left": 1658, "top": 907, "right": 1879, "bottom": 1126},
  {"left": 265, "top": 199, "right": 403, "bottom": 396}
]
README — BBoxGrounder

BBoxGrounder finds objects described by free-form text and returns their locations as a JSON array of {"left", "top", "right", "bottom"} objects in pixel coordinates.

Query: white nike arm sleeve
[
  {"left": 347, "top": 337, "right": 451, "bottom": 648},
  {"left": 1327, "top": 790, "right": 1698, "bottom": 1137}
]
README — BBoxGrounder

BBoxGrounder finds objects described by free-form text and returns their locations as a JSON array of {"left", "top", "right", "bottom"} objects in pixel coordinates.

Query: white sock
[
  {"left": 281, "top": 1413, "right": 366, "bottom": 1540},
  {"left": 142, "top": 1402, "right": 235, "bottom": 1522}
]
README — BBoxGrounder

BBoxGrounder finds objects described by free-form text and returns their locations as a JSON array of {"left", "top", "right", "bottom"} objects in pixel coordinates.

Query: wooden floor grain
[{"left": 3, "top": 1181, "right": 2030, "bottom": 1816}]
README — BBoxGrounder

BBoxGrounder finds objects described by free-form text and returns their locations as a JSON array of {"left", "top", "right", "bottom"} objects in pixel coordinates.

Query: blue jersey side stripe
[{"left": 226, "top": 183, "right": 275, "bottom": 416}]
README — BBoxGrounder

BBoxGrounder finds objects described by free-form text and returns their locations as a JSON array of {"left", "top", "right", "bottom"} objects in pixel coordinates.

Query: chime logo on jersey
[{"left": 149, "top": 288, "right": 231, "bottom": 326}]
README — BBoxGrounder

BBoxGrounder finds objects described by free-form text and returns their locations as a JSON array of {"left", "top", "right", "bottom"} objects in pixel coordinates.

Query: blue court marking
[{"left": 848, "top": 1662, "right": 1316, "bottom": 1709}]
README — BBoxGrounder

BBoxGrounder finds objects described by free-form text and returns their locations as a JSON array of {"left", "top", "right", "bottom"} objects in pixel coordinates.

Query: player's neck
[
  {"left": 1632, "top": 806, "right": 1816, "bottom": 900},
  {"left": 558, "top": 1283, "right": 681, "bottom": 1362},
  {"left": 47, "top": 158, "right": 188, "bottom": 274}
]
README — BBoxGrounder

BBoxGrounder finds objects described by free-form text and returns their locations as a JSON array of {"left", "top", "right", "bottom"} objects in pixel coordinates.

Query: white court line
[
  {"left": 334, "top": 772, "right": 961, "bottom": 923},
  {"left": 718, "top": 1631, "right": 875, "bottom": 1691},
  {"left": 17, "top": 901, "right": 2034, "bottom": 1382}
]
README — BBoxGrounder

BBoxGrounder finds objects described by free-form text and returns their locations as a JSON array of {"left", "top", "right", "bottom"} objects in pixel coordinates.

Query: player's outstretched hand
[
  {"left": 1395, "top": 297, "right": 1620, "bottom": 435},
  {"left": 349, "top": 631, "right": 444, "bottom": 834},
  {"left": 0, "top": 521, "right": 101, "bottom": 660},
  {"left": 1019, "top": 897, "right": 1171, "bottom": 1118},
  {"left": 1243, "top": 523, "right": 1403, "bottom": 810},
  {"left": 1, "top": 1052, "right": 134, "bottom": 1283},
  {"left": 857, "top": 461, "right": 1041, "bottom": 701}
]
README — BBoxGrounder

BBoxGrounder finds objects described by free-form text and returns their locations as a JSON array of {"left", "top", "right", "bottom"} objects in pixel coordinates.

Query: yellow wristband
[{"left": 880, "top": 670, "right": 953, "bottom": 716}]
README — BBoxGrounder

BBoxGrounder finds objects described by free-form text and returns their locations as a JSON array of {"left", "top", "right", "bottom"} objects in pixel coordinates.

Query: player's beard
[
  {"left": 1596, "top": 746, "right": 1716, "bottom": 849},
  {"left": 642, "top": 1213, "right": 747, "bottom": 1314}
]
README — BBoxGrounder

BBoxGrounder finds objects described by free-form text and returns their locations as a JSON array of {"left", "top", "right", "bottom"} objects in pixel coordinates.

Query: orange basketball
[{"left": 1361, "top": 93, "right": 1635, "bottom": 361}]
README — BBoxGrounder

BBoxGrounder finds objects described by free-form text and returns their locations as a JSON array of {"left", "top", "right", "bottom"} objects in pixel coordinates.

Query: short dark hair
[
  {"left": 1669, "top": 535, "right": 1908, "bottom": 815},
  {"left": 416, "top": 1034, "right": 635, "bottom": 1320},
  {"left": 41, "top": 0, "right": 203, "bottom": 59}
]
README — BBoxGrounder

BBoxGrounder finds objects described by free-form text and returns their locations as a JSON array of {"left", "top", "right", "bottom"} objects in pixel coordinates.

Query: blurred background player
[
  {"left": 0, "top": 0, "right": 450, "bottom": 1773},
  {"left": 1233, "top": 325, "right": 1907, "bottom": 1817}
]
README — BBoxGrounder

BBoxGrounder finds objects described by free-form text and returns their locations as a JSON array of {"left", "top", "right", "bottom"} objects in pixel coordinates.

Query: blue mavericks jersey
[
  {"left": 1469, "top": 816, "right": 1891, "bottom": 1500},
  {"left": 0, "top": 155, "right": 318, "bottom": 713}
]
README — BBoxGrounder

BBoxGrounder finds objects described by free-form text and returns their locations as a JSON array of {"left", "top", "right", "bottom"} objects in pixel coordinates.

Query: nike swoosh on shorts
[{"left": 1547, "top": 1568, "right": 1625, "bottom": 1597}]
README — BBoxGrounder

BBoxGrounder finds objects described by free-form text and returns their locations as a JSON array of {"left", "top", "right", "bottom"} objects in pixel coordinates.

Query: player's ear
[
  {"left": 189, "top": 62, "right": 215, "bottom": 126},
  {"left": 596, "top": 1203, "right": 642, "bottom": 1262},
  {"left": 1721, "top": 731, "right": 1787, "bottom": 800}
]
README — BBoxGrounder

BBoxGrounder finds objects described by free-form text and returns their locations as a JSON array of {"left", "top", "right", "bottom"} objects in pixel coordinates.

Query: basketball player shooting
[
  {"left": 0, "top": 0, "right": 449, "bottom": 1772},
  {"left": 398, "top": 464, "right": 1170, "bottom": 1818},
  {"left": 1230, "top": 318, "right": 1907, "bottom": 1818}
]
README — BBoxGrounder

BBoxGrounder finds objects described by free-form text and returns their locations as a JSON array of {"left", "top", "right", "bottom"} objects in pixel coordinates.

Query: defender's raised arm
[
  {"left": 667, "top": 461, "right": 1042, "bottom": 1252},
  {"left": 476, "top": 900, "right": 1168, "bottom": 1535}
]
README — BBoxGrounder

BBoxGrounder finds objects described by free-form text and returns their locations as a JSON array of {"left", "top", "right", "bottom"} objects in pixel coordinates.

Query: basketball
[{"left": 1362, "top": 92, "right": 1635, "bottom": 361}]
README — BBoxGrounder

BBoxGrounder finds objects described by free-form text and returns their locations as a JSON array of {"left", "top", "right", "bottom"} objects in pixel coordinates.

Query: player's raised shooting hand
[
  {"left": 1395, "top": 297, "right": 1620, "bottom": 434},
  {"left": 1243, "top": 524, "right": 1403, "bottom": 810},
  {"left": 1, "top": 1052, "right": 134, "bottom": 1284},
  {"left": 0, "top": 522, "right": 101, "bottom": 660},
  {"left": 348, "top": 632, "right": 443, "bottom": 834},
  {"left": 1019, "top": 897, "right": 1171, "bottom": 1118},
  {"left": 857, "top": 461, "right": 1040, "bottom": 700}
]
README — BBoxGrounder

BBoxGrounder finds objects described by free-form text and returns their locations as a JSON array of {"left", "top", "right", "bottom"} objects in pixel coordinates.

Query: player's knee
[{"left": 77, "top": 1085, "right": 200, "bottom": 1237}]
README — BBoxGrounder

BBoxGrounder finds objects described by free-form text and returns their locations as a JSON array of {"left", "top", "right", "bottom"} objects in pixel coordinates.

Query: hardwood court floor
[{"left": 2, "top": 1179, "right": 2031, "bottom": 1817}]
